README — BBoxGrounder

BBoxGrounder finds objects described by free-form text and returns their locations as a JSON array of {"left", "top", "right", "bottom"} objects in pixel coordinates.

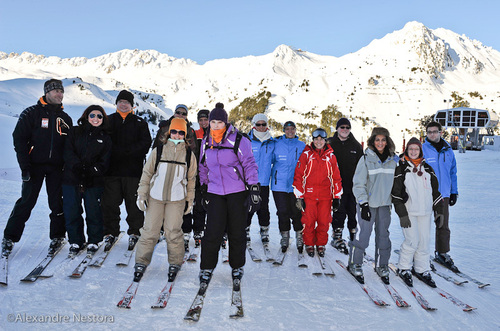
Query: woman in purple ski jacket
[{"left": 197, "top": 103, "right": 259, "bottom": 286}]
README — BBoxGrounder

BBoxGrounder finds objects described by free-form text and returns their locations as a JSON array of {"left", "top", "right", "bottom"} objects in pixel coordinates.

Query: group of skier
[{"left": 1, "top": 79, "right": 460, "bottom": 292}]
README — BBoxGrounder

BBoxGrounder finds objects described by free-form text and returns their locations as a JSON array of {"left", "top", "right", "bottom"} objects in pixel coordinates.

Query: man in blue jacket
[
  {"left": 422, "top": 121, "right": 459, "bottom": 272},
  {"left": 271, "top": 121, "right": 305, "bottom": 252}
]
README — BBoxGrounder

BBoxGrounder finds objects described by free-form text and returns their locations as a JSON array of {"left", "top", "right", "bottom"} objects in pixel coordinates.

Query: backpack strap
[{"left": 154, "top": 144, "right": 192, "bottom": 180}]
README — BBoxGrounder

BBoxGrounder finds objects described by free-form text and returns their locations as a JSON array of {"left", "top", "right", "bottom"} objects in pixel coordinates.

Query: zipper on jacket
[
  {"left": 49, "top": 109, "right": 54, "bottom": 159},
  {"left": 234, "top": 166, "right": 245, "bottom": 185}
]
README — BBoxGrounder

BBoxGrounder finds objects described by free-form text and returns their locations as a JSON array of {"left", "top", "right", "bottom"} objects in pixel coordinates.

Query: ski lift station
[{"left": 434, "top": 107, "right": 499, "bottom": 152}]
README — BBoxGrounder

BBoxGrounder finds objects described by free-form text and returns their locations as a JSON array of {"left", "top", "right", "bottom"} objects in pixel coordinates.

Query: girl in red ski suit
[{"left": 293, "top": 130, "right": 342, "bottom": 256}]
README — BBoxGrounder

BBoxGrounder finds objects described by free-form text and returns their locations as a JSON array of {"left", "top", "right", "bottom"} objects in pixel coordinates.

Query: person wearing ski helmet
[{"left": 293, "top": 128, "right": 342, "bottom": 258}]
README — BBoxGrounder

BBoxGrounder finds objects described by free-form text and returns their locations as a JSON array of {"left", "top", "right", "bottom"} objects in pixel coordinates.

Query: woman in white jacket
[{"left": 391, "top": 137, "right": 443, "bottom": 288}]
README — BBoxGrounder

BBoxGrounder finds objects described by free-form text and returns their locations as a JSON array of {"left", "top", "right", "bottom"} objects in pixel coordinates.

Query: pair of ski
[
  {"left": 309, "top": 255, "right": 335, "bottom": 276},
  {"left": 17, "top": 240, "right": 67, "bottom": 283},
  {"left": 184, "top": 278, "right": 243, "bottom": 322},
  {"left": 431, "top": 254, "right": 490, "bottom": 288},
  {"left": 246, "top": 242, "right": 274, "bottom": 263},
  {"left": 0, "top": 253, "right": 8, "bottom": 285}
]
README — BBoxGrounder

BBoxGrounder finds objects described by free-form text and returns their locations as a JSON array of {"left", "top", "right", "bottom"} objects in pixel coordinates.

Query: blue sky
[{"left": 0, "top": 0, "right": 498, "bottom": 64}]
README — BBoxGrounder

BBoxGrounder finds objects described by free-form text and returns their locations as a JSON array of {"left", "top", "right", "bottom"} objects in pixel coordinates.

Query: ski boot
[
  {"left": 183, "top": 233, "right": 190, "bottom": 252},
  {"left": 199, "top": 269, "right": 213, "bottom": 285},
  {"left": 221, "top": 233, "right": 228, "bottom": 249},
  {"left": 128, "top": 234, "right": 139, "bottom": 250},
  {"left": 348, "top": 263, "right": 364, "bottom": 284},
  {"left": 331, "top": 228, "right": 348, "bottom": 255},
  {"left": 193, "top": 231, "right": 203, "bottom": 248},
  {"left": 260, "top": 226, "right": 270, "bottom": 244},
  {"left": 434, "top": 251, "right": 459, "bottom": 273},
  {"left": 133, "top": 263, "right": 147, "bottom": 282},
  {"left": 398, "top": 269, "right": 413, "bottom": 287},
  {"left": 168, "top": 264, "right": 181, "bottom": 282},
  {"left": 305, "top": 245, "right": 315, "bottom": 257},
  {"left": 232, "top": 267, "right": 243, "bottom": 291},
  {"left": 280, "top": 231, "right": 290, "bottom": 253},
  {"left": 413, "top": 268, "right": 436, "bottom": 288},
  {"left": 316, "top": 245, "right": 326, "bottom": 258},
  {"left": 48, "top": 237, "right": 65, "bottom": 255},
  {"left": 295, "top": 230, "right": 304, "bottom": 254},
  {"left": 375, "top": 265, "right": 390, "bottom": 284},
  {"left": 87, "top": 243, "right": 99, "bottom": 254},
  {"left": 245, "top": 226, "right": 251, "bottom": 244},
  {"left": 103, "top": 234, "right": 116, "bottom": 251},
  {"left": 1, "top": 238, "right": 14, "bottom": 257},
  {"left": 69, "top": 243, "right": 81, "bottom": 256}
]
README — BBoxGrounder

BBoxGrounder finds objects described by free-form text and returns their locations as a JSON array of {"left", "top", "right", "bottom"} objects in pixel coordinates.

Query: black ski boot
[
  {"left": 232, "top": 267, "right": 243, "bottom": 291},
  {"left": 331, "top": 228, "right": 348, "bottom": 254},
  {"left": 295, "top": 230, "right": 304, "bottom": 254},
  {"left": 305, "top": 245, "right": 315, "bottom": 257},
  {"left": 316, "top": 245, "right": 326, "bottom": 258},
  {"left": 1, "top": 238, "right": 13, "bottom": 257},
  {"left": 434, "top": 251, "right": 459, "bottom": 273},
  {"left": 128, "top": 234, "right": 139, "bottom": 250},
  {"left": 280, "top": 231, "right": 289, "bottom": 253},
  {"left": 199, "top": 269, "right": 213, "bottom": 286},
  {"left": 194, "top": 231, "right": 203, "bottom": 248},
  {"left": 133, "top": 263, "right": 147, "bottom": 282},
  {"left": 103, "top": 234, "right": 116, "bottom": 251},
  {"left": 168, "top": 264, "right": 181, "bottom": 282},
  {"left": 413, "top": 268, "right": 436, "bottom": 288},
  {"left": 48, "top": 237, "right": 65, "bottom": 255},
  {"left": 245, "top": 226, "right": 251, "bottom": 244},
  {"left": 260, "top": 226, "right": 269, "bottom": 244},
  {"left": 398, "top": 269, "right": 413, "bottom": 287},
  {"left": 87, "top": 243, "right": 99, "bottom": 254},
  {"left": 183, "top": 233, "right": 190, "bottom": 252}
]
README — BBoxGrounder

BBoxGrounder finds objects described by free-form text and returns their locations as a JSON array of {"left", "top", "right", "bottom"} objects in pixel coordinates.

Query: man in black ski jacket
[
  {"left": 101, "top": 90, "right": 151, "bottom": 250},
  {"left": 326, "top": 118, "right": 363, "bottom": 251},
  {"left": 2, "top": 79, "right": 72, "bottom": 256}
]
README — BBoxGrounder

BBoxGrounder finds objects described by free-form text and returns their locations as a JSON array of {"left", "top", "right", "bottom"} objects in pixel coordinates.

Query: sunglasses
[
  {"left": 89, "top": 113, "right": 103, "bottom": 119},
  {"left": 170, "top": 129, "right": 186, "bottom": 136},
  {"left": 255, "top": 123, "right": 267, "bottom": 127},
  {"left": 339, "top": 126, "right": 350, "bottom": 130},
  {"left": 427, "top": 130, "right": 440, "bottom": 134},
  {"left": 175, "top": 111, "right": 187, "bottom": 116}
]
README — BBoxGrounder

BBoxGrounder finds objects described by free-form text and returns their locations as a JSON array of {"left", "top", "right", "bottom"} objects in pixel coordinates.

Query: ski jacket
[
  {"left": 353, "top": 147, "right": 398, "bottom": 208},
  {"left": 270, "top": 135, "right": 305, "bottom": 193},
  {"left": 106, "top": 112, "right": 151, "bottom": 178},
  {"left": 63, "top": 124, "right": 112, "bottom": 188},
  {"left": 422, "top": 138, "right": 458, "bottom": 198},
  {"left": 327, "top": 132, "right": 363, "bottom": 194},
  {"left": 293, "top": 143, "right": 342, "bottom": 200},
  {"left": 13, "top": 97, "right": 73, "bottom": 171},
  {"left": 391, "top": 157, "right": 442, "bottom": 218},
  {"left": 138, "top": 140, "right": 197, "bottom": 203},
  {"left": 199, "top": 124, "right": 258, "bottom": 196},
  {"left": 152, "top": 115, "right": 197, "bottom": 155},
  {"left": 248, "top": 129, "right": 274, "bottom": 186}
]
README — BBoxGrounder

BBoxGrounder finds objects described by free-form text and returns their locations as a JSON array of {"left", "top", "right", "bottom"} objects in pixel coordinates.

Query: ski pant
[
  {"left": 181, "top": 187, "right": 206, "bottom": 234},
  {"left": 332, "top": 191, "right": 357, "bottom": 232},
  {"left": 349, "top": 205, "right": 391, "bottom": 266},
  {"left": 135, "top": 198, "right": 185, "bottom": 266},
  {"left": 246, "top": 185, "right": 270, "bottom": 227},
  {"left": 4, "top": 164, "right": 65, "bottom": 242},
  {"left": 398, "top": 214, "right": 432, "bottom": 273},
  {"left": 101, "top": 176, "right": 144, "bottom": 237},
  {"left": 62, "top": 185, "right": 104, "bottom": 247},
  {"left": 435, "top": 197, "right": 450, "bottom": 254},
  {"left": 301, "top": 198, "right": 332, "bottom": 246},
  {"left": 272, "top": 191, "right": 302, "bottom": 232},
  {"left": 201, "top": 191, "right": 247, "bottom": 270}
]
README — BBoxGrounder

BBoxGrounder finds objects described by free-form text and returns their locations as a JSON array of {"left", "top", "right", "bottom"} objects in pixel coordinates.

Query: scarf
[
  {"left": 253, "top": 129, "right": 272, "bottom": 142},
  {"left": 210, "top": 127, "right": 227, "bottom": 144}
]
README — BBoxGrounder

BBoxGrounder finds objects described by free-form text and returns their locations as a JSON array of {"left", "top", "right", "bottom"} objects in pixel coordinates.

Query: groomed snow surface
[{"left": 0, "top": 149, "right": 499, "bottom": 331}]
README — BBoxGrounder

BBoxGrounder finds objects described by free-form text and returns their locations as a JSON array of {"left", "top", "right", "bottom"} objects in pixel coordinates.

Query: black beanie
[
  {"left": 197, "top": 109, "right": 210, "bottom": 120},
  {"left": 209, "top": 103, "right": 228, "bottom": 124},
  {"left": 116, "top": 90, "right": 134, "bottom": 106},
  {"left": 44, "top": 79, "right": 64, "bottom": 95},
  {"left": 336, "top": 117, "right": 351, "bottom": 129}
]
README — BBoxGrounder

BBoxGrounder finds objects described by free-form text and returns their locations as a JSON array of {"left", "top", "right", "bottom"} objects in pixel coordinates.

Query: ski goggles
[{"left": 312, "top": 129, "right": 327, "bottom": 139}]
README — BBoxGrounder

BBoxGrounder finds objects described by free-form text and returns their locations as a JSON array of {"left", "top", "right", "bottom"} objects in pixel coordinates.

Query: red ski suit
[{"left": 293, "top": 144, "right": 342, "bottom": 246}]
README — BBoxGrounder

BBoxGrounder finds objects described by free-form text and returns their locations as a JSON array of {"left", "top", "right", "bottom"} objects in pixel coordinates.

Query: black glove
[
  {"left": 200, "top": 184, "right": 209, "bottom": 211},
  {"left": 401, "top": 191, "right": 409, "bottom": 204},
  {"left": 21, "top": 169, "right": 31, "bottom": 182},
  {"left": 296, "top": 198, "right": 306, "bottom": 212},
  {"left": 246, "top": 184, "right": 261, "bottom": 213},
  {"left": 360, "top": 203, "right": 371, "bottom": 221},
  {"left": 332, "top": 198, "right": 340, "bottom": 213},
  {"left": 449, "top": 193, "right": 458, "bottom": 206},
  {"left": 400, "top": 215, "right": 411, "bottom": 228}
]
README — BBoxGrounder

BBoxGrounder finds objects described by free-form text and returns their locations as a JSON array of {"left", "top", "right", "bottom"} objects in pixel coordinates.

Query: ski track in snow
[{"left": 0, "top": 138, "right": 500, "bottom": 329}]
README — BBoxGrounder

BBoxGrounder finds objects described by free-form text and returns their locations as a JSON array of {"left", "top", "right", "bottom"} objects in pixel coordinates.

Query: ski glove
[
  {"left": 332, "top": 198, "right": 341, "bottom": 213},
  {"left": 360, "top": 203, "right": 371, "bottom": 221},
  {"left": 21, "top": 170, "right": 31, "bottom": 182},
  {"left": 449, "top": 193, "right": 458, "bottom": 206},
  {"left": 296, "top": 198, "right": 306, "bottom": 212},
  {"left": 200, "top": 184, "right": 209, "bottom": 211},
  {"left": 246, "top": 184, "right": 261, "bottom": 213},
  {"left": 136, "top": 198, "right": 148, "bottom": 212},
  {"left": 400, "top": 215, "right": 411, "bottom": 228}
]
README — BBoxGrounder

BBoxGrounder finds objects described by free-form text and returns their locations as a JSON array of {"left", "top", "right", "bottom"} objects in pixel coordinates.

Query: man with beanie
[
  {"left": 326, "top": 118, "right": 363, "bottom": 254},
  {"left": 422, "top": 121, "right": 459, "bottom": 272},
  {"left": 247, "top": 113, "right": 274, "bottom": 246},
  {"left": 2, "top": 79, "right": 72, "bottom": 256},
  {"left": 101, "top": 90, "right": 151, "bottom": 251}
]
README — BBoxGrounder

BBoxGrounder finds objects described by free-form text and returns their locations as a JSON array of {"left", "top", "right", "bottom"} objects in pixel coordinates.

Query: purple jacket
[{"left": 199, "top": 124, "right": 258, "bottom": 195}]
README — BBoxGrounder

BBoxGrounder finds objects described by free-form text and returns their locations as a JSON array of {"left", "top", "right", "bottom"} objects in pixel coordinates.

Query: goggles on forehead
[{"left": 312, "top": 128, "right": 327, "bottom": 139}]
